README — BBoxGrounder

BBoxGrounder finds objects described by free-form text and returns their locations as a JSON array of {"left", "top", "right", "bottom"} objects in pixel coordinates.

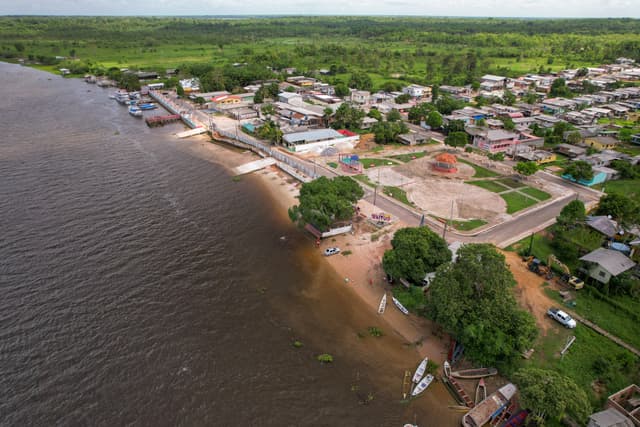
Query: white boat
[
  {"left": 377, "top": 293, "right": 387, "bottom": 314},
  {"left": 128, "top": 106, "right": 143, "bottom": 117},
  {"left": 412, "top": 357, "right": 429, "bottom": 384},
  {"left": 392, "top": 297, "right": 409, "bottom": 315},
  {"left": 443, "top": 360, "right": 451, "bottom": 378},
  {"left": 411, "top": 374, "right": 434, "bottom": 397}
]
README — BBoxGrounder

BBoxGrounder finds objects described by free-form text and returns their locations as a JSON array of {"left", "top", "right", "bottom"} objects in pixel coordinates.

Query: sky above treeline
[{"left": 0, "top": 0, "right": 638, "bottom": 18}]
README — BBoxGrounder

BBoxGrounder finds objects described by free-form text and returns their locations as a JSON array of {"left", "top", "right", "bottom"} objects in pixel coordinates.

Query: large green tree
[
  {"left": 513, "top": 368, "right": 591, "bottom": 425},
  {"left": 557, "top": 199, "right": 586, "bottom": 226},
  {"left": 371, "top": 121, "right": 408, "bottom": 144},
  {"left": 331, "top": 103, "right": 365, "bottom": 130},
  {"left": 426, "top": 110, "right": 443, "bottom": 129},
  {"left": 427, "top": 244, "right": 538, "bottom": 365},
  {"left": 514, "top": 161, "right": 538, "bottom": 176},
  {"left": 564, "top": 160, "right": 593, "bottom": 182},
  {"left": 596, "top": 193, "right": 640, "bottom": 225},
  {"left": 288, "top": 176, "right": 364, "bottom": 231},
  {"left": 382, "top": 227, "right": 451, "bottom": 284},
  {"left": 445, "top": 132, "right": 469, "bottom": 147}
]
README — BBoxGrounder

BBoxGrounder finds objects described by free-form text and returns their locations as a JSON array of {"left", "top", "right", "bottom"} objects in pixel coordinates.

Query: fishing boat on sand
[
  {"left": 412, "top": 357, "right": 429, "bottom": 384},
  {"left": 411, "top": 374, "right": 434, "bottom": 397},
  {"left": 474, "top": 378, "right": 486, "bottom": 405},
  {"left": 128, "top": 106, "right": 143, "bottom": 117},
  {"left": 462, "top": 383, "right": 517, "bottom": 427},
  {"left": 443, "top": 360, "right": 451, "bottom": 378},
  {"left": 378, "top": 293, "right": 387, "bottom": 314},
  {"left": 392, "top": 297, "right": 409, "bottom": 315},
  {"left": 451, "top": 367, "right": 497, "bottom": 379}
]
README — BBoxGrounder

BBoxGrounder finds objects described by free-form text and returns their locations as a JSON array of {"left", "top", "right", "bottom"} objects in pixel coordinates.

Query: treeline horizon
[{"left": 2, "top": 16, "right": 639, "bottom": 89}]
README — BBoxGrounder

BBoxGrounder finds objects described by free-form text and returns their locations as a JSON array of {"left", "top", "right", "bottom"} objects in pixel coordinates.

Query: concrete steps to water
[{"left": 233, "top": 158, "right": 277, "bottom": 176}]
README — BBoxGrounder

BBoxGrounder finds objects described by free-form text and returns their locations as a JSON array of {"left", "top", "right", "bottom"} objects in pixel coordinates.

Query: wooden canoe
[
  {"left": 475, "top": 378, "right": 486, "bottom": 405},
  {"left": 451, "top": 367, "right": 498, "bottom": 379}
]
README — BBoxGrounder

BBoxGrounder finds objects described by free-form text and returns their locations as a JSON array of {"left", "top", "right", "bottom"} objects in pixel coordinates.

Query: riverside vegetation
[{"left": 3, "top": 16, "right": 640, "bottom": 92}]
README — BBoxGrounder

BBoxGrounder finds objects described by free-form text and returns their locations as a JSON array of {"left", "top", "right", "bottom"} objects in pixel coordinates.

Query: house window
[{"left": 598, "top": 271, "right": 606, "bottom": 278}]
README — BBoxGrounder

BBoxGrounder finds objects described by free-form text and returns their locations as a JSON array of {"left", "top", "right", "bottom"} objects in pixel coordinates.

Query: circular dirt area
[{"left": 398, "top": 155, "right": 476, "bottom": 180}]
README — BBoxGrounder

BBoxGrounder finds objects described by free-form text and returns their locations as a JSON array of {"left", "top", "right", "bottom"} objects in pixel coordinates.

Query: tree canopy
[
  {"left": 382, "top": 227, "right": 451, "bottom": 284},
  {"left": 427, "top": 244, "right": 538, "bottom": 365},
  {"left": 371, "top": 121, "right": 408, "bottom": 144},
  {"left": 288, "top": 176, "right": 364, "bottom": 231},
  {"left": 514, "top": 161, "right": 538, "bottom": 176},
  {"left": 331, "top": 103, "right": 365, "bottom": 130},
  {"left": 557, "top": 199, "right": 586, "bottom": 226},
  {"left": 564, "top": 160, "right": 593, "bottom": 182},
  {"left": 425, "top": 110, "right": 443, "bottom": 129},
  {"left": 596, "top": 193, "right": 640, "bottom": 225},
  {"left": 445, "top": 132, "right": 469, "bottom": 148},
  {"left": 513, "top": 368, "right": 591, "bottom": 425}
]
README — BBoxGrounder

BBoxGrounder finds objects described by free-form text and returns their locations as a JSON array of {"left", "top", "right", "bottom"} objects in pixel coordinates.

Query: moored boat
[
  {"left": 128, "top": 106, "right": 143, "bottom": 117},
  {"left": 443, "top": 360, "right": 451, "bottom": 378},
  {"left": 474, "top": 378, "right": 486, "bottom": 405},
  {"left": 378, "top": 293, "right": 387, "bottom": 314},
  {"left": 412, "top": 357, "right": 429, "bottom": 384},
  {"left": 411, "top": 374, "right": 434, "bottom": 397},
  {"left": 461, "top": 383, "right": 516, "bottom": 427},
  {"left": 392, "top": 297, "right": 409, "bottom": 315},
  {"left": 138, "top": 102, "right": 157, "bottom": 110},
  {"left": 451, "top": 367, "right": 498, "bottom": 379}
]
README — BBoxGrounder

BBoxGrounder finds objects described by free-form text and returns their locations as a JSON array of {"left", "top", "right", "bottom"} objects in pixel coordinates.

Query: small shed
[{"left": 433, "top": 153, "right": 458, "bottom": 173}]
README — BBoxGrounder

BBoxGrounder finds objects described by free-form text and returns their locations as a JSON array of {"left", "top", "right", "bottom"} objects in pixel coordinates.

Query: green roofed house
[{"left": 579, "top": 248, "right": 636, "bottom": 285}]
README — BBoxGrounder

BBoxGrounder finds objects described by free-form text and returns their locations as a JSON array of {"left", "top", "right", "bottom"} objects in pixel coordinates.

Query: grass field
[
  {"left": 467, "top": 180, "right": 509, "bottom": 193},
  {"left": 501, "top": 191, "right": 538, "bottom": 214},
  {"left": 383, "top": 186, "right": 412, "bottom": 206},
  {"left": 458, "top": 159, "right": 500, "bottom": 178},
  {"left": 390, "top": 151, "right": 428, "bottom": 163},
  {"left": 496, "top": 178, "right": 526, "bottom": 189},
  {"left": 519, "top": 186, "right": 552, "bottom": 201},
  {"left": 450, "top": 218, "right": 488, "bottom": 231},
  {"left": 360, "top": 158, "right": 400, "bottom": 169},
  {"left": 596, "top": 179, "right": 640, "bottom": 203},
  {"left": 506, "top": 233, "right": 555, "bottom": 260},
  {"left": 524, "top": 322, "right": 639, "bottom": 408},
  {"left": 353, "top": 174, "right": 375, "bottom": 187}
]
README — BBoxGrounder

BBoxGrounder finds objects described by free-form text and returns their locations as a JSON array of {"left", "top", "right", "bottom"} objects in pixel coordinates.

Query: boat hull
[{"left": 451, "top": 367, "right": 498, "bottom": 380}]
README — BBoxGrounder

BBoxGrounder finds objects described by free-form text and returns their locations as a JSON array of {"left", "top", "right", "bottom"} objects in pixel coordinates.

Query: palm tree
[{"left": 323, "top": 107, "right": 333, "bottom": 128}]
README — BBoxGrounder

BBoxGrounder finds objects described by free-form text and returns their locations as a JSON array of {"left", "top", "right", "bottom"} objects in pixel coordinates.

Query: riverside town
[{"left": 3, "top": 14, "right": 640, "bottom": 427}]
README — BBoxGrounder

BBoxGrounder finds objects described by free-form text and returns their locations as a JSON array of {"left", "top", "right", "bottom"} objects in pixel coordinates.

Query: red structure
[{"left": 433, "top": 153, "right": 458, "bottom": 173}]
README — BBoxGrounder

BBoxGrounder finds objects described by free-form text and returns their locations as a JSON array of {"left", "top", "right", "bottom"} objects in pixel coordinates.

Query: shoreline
[{"left": 181, "top": 135, "right": 460, "bottom": 424}]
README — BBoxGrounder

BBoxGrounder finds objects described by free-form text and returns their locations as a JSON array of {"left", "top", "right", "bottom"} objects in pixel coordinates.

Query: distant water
[{"left": 0, "top": 63, "right": 428, "bottom": 426}]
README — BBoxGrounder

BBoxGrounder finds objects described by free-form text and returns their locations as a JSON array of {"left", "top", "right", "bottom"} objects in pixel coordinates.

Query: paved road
[{"left": 155, "top": 91, "right": 604, "bottom": 248}]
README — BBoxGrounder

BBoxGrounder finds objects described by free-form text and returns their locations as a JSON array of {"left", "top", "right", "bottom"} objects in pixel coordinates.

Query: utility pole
[
  {"left": 442, "top": 200, "right": 454, "bottom": 240},
  {"left": 527, "top": 232, "right": 535, "bottom": 257}
]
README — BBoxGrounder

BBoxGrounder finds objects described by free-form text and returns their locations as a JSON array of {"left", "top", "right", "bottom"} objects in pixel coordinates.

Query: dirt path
[{"left": 503, "top": 251, "right": 556, "bottom": 335}]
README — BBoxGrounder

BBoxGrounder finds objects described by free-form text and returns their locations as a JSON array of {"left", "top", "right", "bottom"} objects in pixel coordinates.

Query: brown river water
[{"left": 0, "top": 63, "right": 459, "bottom": 426}]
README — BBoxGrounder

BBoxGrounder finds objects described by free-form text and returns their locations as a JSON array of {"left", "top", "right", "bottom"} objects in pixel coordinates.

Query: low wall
[{"left": 321, "top": 224, "right": 353, "bottom": 238}]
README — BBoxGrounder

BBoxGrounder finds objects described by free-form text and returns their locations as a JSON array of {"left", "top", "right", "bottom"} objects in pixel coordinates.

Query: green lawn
[
  {"left": 353, "top": 174, "right": 375, "bottom": 188},
  {"left": 597, "top": 179, "right": 640, "bottom": 204},
  {"left": 520, "top": 187, "right": 552, "bottom": 201},
  {"left": 524, "top": 323, "right": 639, "bottom": 408},
  {"left": 360, "top": 158, "right": 400, "bottom": 169},
  {"left": 467, "top": 179, "right": 510, "bottom": 193},
  {"left": 501, "top": 192, "right": 538, "bottom": 214},
  {"left": 390, "top": 151, "right": 428, "bottom": 163},
  {"left": 450, "top": 218, "right": 488, "bottom": 231},
  {"left": 568, "top": 289, "right": 640, "bottom": 350},
  {"left": 383, "top": 186, "right": 412, "bottom": 206},
  {"left": 327, "top": 162, "right": 338, "bottom": 169},
  {"left": 496, "top": 178, "right": 526, "bottom": 189},
  {"left": 458, "top": 158, "right": 500, "bottom": 178}
]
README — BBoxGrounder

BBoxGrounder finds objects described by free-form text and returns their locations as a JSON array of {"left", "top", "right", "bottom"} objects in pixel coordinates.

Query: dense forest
[{"left": 2, "top": 16, "right": 640, "bottom": 89}]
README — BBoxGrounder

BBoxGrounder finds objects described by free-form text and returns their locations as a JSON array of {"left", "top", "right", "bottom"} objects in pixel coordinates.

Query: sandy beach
[{"left": 178, "top": 135, "right": 472, "bottom": 425}]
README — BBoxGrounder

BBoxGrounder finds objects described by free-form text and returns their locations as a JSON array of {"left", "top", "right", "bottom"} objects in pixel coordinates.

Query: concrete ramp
[
  {"left": 234, "top": 158, "right": 277, "bottom": 175},
  {"left": 176, "top": 127, "right": 207, "bottom": 138}
]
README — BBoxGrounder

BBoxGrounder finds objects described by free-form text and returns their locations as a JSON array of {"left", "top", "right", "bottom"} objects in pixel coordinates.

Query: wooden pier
[{"left": 145, "top": 114, "right": 181, "bottom": 127}]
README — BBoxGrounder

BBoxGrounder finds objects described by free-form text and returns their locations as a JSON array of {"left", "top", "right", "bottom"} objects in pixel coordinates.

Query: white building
[{"left": 402, "top": 84, "right": 431, "bottom": 98}]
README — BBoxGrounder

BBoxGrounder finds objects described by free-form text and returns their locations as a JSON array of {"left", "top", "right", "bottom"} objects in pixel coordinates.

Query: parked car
[
  {"left": 324, "top": 247, "right": 340, "bottom": 256},
  {"left": 547, "top": 307, "right": 577, "bottom": 329}
]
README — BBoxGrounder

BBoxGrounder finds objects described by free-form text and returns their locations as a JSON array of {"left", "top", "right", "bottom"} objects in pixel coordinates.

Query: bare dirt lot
[
  {"left": 503, "top": 250, "right": 558, "bottom": 335},
  {"left": 363, "top": 155, "right": 507, "bottom": 221}
]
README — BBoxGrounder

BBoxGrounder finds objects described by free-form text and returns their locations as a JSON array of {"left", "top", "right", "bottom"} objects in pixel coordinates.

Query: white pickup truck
[{"left": 547, "top": 307, "right": 577, "bottom": 329}]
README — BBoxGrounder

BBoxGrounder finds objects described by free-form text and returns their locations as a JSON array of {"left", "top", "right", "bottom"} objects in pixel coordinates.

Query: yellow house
[
  {"left": 585, "top": 136, "right": 619, "bottom": 150},
  {"left": 212, "top": 95, "right": 241, "bottom": 105}
]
